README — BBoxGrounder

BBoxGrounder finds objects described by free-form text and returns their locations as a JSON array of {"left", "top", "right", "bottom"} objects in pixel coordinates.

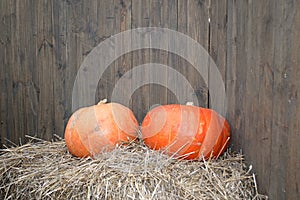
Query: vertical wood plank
[
  {"left": 209, "top": 0, "right": 227, "bottom": 95},
  {"left": 113, "top": 0, "right": 132, "bottom": 106},
  {"left": 268, "top": 1, "right": 298, "bottom": 199},
  {"left": 248, "top": 0, "right": 274, "bottom": 196},
  {"left": 165, "top": 0, "right": 178, "bottom": 105},
  {"left": 96, "top": 0, "right": 116, "bottom": 103},
  {"left": 19, "top": 0, "right": 39, "bottom": 142},
  {"left": 242, "top": 0, "right": 263, "bottom": 187},
  {"left": 81, "top": 0, "right": 101, "bottom": 103},
  {"left": 209, "top": 0, "right": 228, "bottom": 146},
  {"left": 253, "top": 1, "right": 274, "bottom": 195},
  {"left": 6, "top": 0, "right": 19, "bottom": 144},
  {"left": 148, "top": 0, "right": 168, "bottom": 110},
  {"left": 187, "top": 0, "right": 209, "bottom": 108},
  {"left": 131, "top": 0, "right": 150, "bottom": 122},
  {"left": 226, "top": 0, "right": 248, "bottom": 152},
  {"left": 35, "top": 0, "right": 55, "bottom": 140},
  {"left": 172, "top": 0, "right": 188, "bottom": 105},
  {"left": 226, "top": 0, "right": 240, "bottom": 150},
  {"left": 169, "top": 0, "right": 210, "bottom": 108},
  {"left": 9, "top": 0, "right": 20, "bottom": 143},
  {"left": 286, "top": 2, "right": 300, "bottom": 199},
  {"left": 243, "top": 1, "right": 274, "bottom": 196},
  {"left": 0, "top": 0, "right": 11, "bottom": 146},
  {"left": 65, "top": 0, "right": 85, "bottom": 119},
  {"left": 53, "top": 0, "right": 68, "bottom": 137}
]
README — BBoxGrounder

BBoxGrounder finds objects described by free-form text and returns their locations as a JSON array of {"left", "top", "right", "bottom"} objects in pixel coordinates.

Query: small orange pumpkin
[
  {"left": 141, "top": 104, "right": 230, "bottom": 160},
  {"left": 64, "top": 100, "right": 139, "bottom": 158}
]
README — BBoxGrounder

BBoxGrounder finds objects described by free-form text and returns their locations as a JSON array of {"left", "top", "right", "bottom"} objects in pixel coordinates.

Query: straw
[{"left": 0, "top": 136, "right": 268, "bottom": 200}]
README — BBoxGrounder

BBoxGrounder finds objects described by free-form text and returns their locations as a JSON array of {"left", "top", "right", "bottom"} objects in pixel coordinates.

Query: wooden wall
[
  {"left": 0, "top": 0, "right": 299, "bottom": 199},
  {"left": 225, "top": 1, "right": 300, "bottom": 199}
]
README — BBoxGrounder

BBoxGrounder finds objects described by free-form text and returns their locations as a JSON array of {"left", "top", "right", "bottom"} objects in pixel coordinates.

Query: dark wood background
[{"left": 0, "top": 0, "right": 299, "bottom": 199}]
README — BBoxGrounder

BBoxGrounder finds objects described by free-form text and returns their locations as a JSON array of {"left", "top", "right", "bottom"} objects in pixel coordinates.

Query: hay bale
[{"left": 0, "top": 136, "right": 268, "bottom": 200}]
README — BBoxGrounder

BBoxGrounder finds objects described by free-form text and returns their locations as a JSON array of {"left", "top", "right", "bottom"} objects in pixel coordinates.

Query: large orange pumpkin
[
  {"left": 141, "top": 104, "right": 230, "bottom": 160},
  {"left": 64, "top": 100, "right": 139, "bottom": 158}
]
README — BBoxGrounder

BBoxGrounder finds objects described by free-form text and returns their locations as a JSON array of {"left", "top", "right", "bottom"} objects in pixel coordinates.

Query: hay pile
[{"left": 0, "top": 136, "right": 268, "bottom": 200}]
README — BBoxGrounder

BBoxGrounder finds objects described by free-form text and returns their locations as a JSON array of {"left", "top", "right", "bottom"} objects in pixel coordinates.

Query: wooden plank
[
  {"left": 18, "top": 0, "right": 39, "bottom": 142},
  {"left": 51, "top": 0, "right": 68, "bottom": 138},
  {"left": 131, "top": 0, "right": 150, "bottom": 122},
  {"left": 255, "top": 1, "right": 274, "bottom": 195},
  {"left": 210, "top": 0, "right": 227, "bottom": 78},
  {"left": 286, "top": 1, "right": 300, "bottom": 199},
  {"left": 5, "top": 0, "right": 20, "bottom": 144},
  {"left": 187, "top": 0, "right": 209, "bottom": 108},
  {"left": 168, "top": 0, "right": 209, "bottom": 108},
  {"left": 209, "top": 0, "right": 227, "bottom": 106},
  {"left": 81, "top": 0, "right": 101, "bottom": 104},
  {"left": 226, "top": 0, "right": 248, "bottom": 152},
  {"left": 165, "top": 0, "right": 178, "bottom": 105},
  {"left": 209, "top": 0, "right": 228, "bottom": 147},
  {"left": 9, "top": 0, "right": 20, "bottom": 144},
  {"left": 242, "top": 0, "right": 263, "bottom": 188},
  {"left": 148, "top": 0, "right": 168, "bottom": 110},
  {"left": 166, "top": 0, "right": 185, "bottom": 105},
  {"left": 0, "top": 0, "right": 10, "bottom": 146},
  {"left": 35, "top": 0, "right": 56, "bottom": 140},
  {"left": 268, "top": 1, "right": 299, "bottom": 199},
  {"left": 64, "top": 0, "right": 111, "bottom": 114},
  {"left": 242, "top": 1, "right": 274, "bottom": 196},
  {"left": 226, "top": 0, "right": 240, "bottom": 150},
  {"left": 65, "top": 0, "right": 86, "bottom": 119},
  {"left": 95, "top": 0, "right": 116, "bottom": 103},
  {"left": 248, "top": 0, "right": 274, "bottom": 196},
  {"left": 112, "top": 0, "right": 132, "bottom": 107}
]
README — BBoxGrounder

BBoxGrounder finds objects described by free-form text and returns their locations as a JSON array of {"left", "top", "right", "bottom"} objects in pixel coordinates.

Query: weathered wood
[
  {"left": 187, "top": 0, "right": 209, "bottom": 107},
  {"left": 226, "top": 0, "right": 241, "bottom": 150},
  {"left": 35, "top": 0, "right": 56, "bottom": 140},
  {"left": 53, "top": 0, "right": 67, "bottom": 137},
  {"left": 0, "top": 0, "right": 10, "bottom": 147},
  {"left": 173, "top": 0, "right": 190, "bottom": 106},
  {"left": 96, "top": 0, "right": 116, "bottom": 103},
  {"left": 148, "top": 0, "right": 168, "bottom": 111},
  {"left": 227, "top": 0, "right": 300, "bottom": 199},
  {"left": 147, "top": 0, "right": 182, "bottom": 115},
  {"left": 227, "top": 0, "right": 274, "bottom": 196},
  {"left": 113, "top": 0, "right": 132, "bottom": 107},
  {"left": 268, "top": 1, "right": 300, "bottom": 199},
  {"left": 209, "top": 0, "right": 227, "bottom": 99},
  {"left": 0, "top": 0, "right": 41, "bottom": 144},
  {"left": 285, "top": 1, "right": 300, "bottom": 199},
  {"left": 131, "top": 0, "right": 151, "bottom": 121},
  {"left": 227, "top": 0, "right": 248, "bottom": 155}
]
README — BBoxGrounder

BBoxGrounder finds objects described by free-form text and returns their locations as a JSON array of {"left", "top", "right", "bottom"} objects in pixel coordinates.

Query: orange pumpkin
[
  {"left": 141, "top": 104, "right": 230, "bottom": 160},
  {"left": 64, "top": 100, "right": 139, "bottom": 158}
]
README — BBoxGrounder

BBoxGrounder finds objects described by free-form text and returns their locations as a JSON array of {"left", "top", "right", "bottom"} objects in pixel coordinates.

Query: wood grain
[
  {"left": 131, "top": 0, "right": 151, "bottom": 121},
  {"left": 227, "top": 0, "right": 300, "bottom": 199}
]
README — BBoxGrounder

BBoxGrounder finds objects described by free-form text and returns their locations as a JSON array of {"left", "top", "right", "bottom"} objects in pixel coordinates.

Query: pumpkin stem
[
  {"left": 186, "top": 102, "right": 194, "bottom": 106},
  {"left": 97, "top": 99, "right": 108, "bottom": 105}
]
